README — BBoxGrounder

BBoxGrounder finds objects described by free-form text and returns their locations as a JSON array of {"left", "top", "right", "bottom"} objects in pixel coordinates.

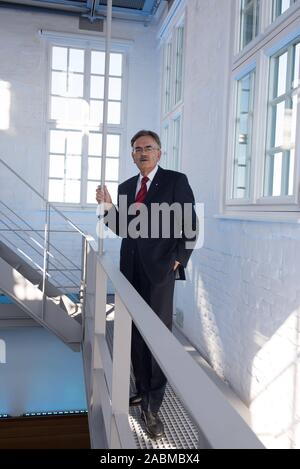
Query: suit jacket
[{"left": 104, "top": 166, "right": 197, "bottom": 285}]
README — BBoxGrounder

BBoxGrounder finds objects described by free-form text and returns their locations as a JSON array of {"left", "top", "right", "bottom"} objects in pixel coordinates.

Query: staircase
[
  {"left": 0, "top": 240, "right": 82, "bottom": 349},
  {"left": 0, "top": 159, "right": 86, "bottom": 350}
]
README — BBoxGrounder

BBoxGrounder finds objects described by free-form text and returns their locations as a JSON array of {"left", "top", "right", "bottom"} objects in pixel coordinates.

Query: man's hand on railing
[{"left": 96, "top": 185, "right": 113, "bottom": 211}]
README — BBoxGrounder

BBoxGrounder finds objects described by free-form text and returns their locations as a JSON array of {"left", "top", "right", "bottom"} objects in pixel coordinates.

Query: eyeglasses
[{"left": 132, "top": 145, "right": 160, "bottom": 155}]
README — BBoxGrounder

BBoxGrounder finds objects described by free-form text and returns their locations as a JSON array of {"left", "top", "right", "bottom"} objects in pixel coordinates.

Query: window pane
[
  {"left": 65, "top": 180, "right": 81, "bottom": 203},
  {"left": 274, "top": 52, "right": 288, "bottom": 98},
  {"left": 69, "top": 49, "right": 84, "bottom": 73},
  {"left": 66, "top": 156, "right": 81, "bottom": 179},
  {"left": 110, "top": 53, "right": 122, "bottom": 76},
  {"left": 164, "top": 42, "right": 172, "bottom": 114},
  {"left": 49, "top": 155, "right": 64, "bottom": 178},
  {"left": 289, "top": 149, "right": 295, "bottom": 195},
  {"left": 105, "top": 181, "right": 118, "bottom": 204},
  {"left": 232, "top": 71, "right": 255, "bottom": 199},
  {"left": 273, "top": 0, "right": 293, "bottom": 19},
  {"left": 91, "top": 51, "right": 105, "bottom": 75},
  {"left": 89, "top": 133, "right": 102, "bottom": 156},
  {"left": 49, "top": 179, "right": 64, "bottom": 202},
  {"left": 109, "top": 77, "right": 122, "bottom": 100},
  {"left": 107, "top": 134, "right": 120, "bottom": 157},
  {"left": 175, "top": 26, "right": 184, "bottom": 104},
  {"left": 66, "top": 131, "right": 82, "bottom": 155},
  {"left": 52, "top": 47, "right": 67, "bottom": 71},
  {"left": 87, "top": 181, "right": 100, "bottom": 204},
  {"left": 291, "top": 94, "right": 298, "bottom": 144},
  {"left": 240, "top": 0, "right": 260, "bottom": 50},
  {"left": 293, "top": 43, "right": 300, "bottom": 89},
  {"left": 68, "top": 73, "right": 84, "bottom": 97},
  {"left": 90, "top": 100, "right": 103, "bottom": 124},
  {"left": 51, "top": 71, "right": 67, "bottom": 96},
  {"left": 273, "top": 153, "right": 283, "bottom": 196},
  {"left": 108, "top": 101, "right": 121, "bottom": 124},
  {"left": 50, "top": 130, "right": 66, "bottom": 154},
  {"left": 105, "top": 158, "right": 119, "bottom": 181},
  {"left": 271, "top": 100, "right": 285, "bottom": 148},
  {"left": 88, "top": 157, "right": 102, "bottom": 180},
  {"left": 172, "top": 117, "right": 181, "bottom": 170},
  {"left": 51, "top": 97, "right": 86, "bottom": 122},
  {"left": 51, "top": 96, "right": 67, "bottom": 120},
  {"left": 90, "top": 76, "right": 104, "bottom": 99}
]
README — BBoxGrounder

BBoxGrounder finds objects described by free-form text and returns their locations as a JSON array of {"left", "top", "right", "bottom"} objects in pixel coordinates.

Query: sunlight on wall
[
  {"left": 0, "top": 81, "right": 11, "bottom": 130},
  {"left": 250, "top": 310, "right": 300, "bottom": 449},
  {"left": 195, "top": 272, "right": 225, "bottom": 378}
]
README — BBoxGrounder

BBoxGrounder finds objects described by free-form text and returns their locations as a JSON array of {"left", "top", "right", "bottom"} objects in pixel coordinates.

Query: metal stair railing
[
  {"left": 0, "top": 157, "right": 91, "bottom": 320},
  {"left": 0, "top": 203, "right": 81, "bottom": 291}
]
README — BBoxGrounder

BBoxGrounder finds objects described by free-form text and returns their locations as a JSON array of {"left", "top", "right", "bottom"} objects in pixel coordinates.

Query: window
[
  {"left": 264, "top": 42, "right": 299, "bottom": 197},
  {"left": 273, "top": 0, "right": 297, "bottom": 19},
  {"left": 240, "top": 0, "right": 260, "bottom": 50},
  {"left": 47, "top": 45, "right": 124, "bottom": 205},
  {"left": 225, "top": 0, "right": 300, "bottom": 215},
  {"left": 232, "top": 70, "right": 255, "bottom": 199},
  {"left": 161, "top": 20, "right": 185, "bottom": 171}
]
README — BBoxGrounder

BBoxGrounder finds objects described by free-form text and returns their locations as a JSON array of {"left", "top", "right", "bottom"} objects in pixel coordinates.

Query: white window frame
[
  {"left": 41, "top": 31, "right": 131, "bottom": 209},
  {"left": 272, "top": 0, "right": 298, "bottom": 21},
  {"left": 159, "top": 1, "right": 186, "bottom": 172},
  {"left": 223, "top": 1, "right": 300, "bottom": 219},
  {"left": 239, "top": 0, "right": 261, "bottom": 51}
]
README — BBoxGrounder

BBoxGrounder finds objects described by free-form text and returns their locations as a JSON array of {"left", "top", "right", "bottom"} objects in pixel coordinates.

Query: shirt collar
[{"left": 139, "top": 164, "right": 159, "bottom": 183}]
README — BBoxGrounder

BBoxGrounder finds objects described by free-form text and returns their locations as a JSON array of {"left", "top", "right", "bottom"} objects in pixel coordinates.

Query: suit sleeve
[{"left": 174, "top": 174, "right": 198, "bottom": 268}]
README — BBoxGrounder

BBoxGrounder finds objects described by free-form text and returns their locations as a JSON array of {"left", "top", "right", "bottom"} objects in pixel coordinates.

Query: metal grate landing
[{"left": 105, "top": 297, "right": 199, "bottom": 449}]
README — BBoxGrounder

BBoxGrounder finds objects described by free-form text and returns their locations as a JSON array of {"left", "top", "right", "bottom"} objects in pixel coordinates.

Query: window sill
[{"left": 214, "top": 212, "right": 300, "bottom": 224}]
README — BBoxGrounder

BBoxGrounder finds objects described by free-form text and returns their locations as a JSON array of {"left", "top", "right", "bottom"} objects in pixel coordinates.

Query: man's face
[{"left": 132, "top": 136, "right": 161, "bottom": 175}]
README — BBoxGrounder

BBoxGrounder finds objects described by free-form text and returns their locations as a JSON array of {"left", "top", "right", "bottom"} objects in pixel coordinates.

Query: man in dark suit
[{"left": 96, "top": 130, "right": 197, "bottom": 439}]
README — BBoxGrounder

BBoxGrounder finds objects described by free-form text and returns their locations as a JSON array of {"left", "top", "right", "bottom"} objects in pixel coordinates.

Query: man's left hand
[{"left": 173, "top": 261, "right": 180, "bottom": 271}]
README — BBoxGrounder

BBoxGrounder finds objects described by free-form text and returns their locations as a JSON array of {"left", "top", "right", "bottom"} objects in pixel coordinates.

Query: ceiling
[{"left": 0, "top": 0, "right": 169, "bottom": 23}]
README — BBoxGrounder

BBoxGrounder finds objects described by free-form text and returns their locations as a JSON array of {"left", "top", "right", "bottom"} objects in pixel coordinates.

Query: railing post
[
  {"left": 42, "top": 202, "right": 50, "bottom": 320},
  {"left": 80, "top": 235, "right": 88, "bottom": 341},
  {"left": 89, "top": 253, "right": 109, "bottom": 448},
  {"left": 110, "top": 293, "right": 135, "bottom": 449}
]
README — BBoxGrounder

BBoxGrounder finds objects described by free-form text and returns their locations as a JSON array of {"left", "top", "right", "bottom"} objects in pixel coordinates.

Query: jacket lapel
[
  {"left": 126, "top": 174, "right": 139, "bottom": 208},
  {"left": 144, "top": 166, "right": 164, "bottom": 205}
]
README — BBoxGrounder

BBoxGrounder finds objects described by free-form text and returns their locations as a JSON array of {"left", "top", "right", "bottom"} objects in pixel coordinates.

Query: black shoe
[
  {"left": 141, "top": 410, "right": 164, "bottom": 439},
  {"left": 129, "top": 394, "right": 142, "bottom": 406}
]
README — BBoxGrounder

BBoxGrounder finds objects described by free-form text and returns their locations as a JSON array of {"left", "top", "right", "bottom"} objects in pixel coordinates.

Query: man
[{"left": 96, "top": 130, "right": 197, "bottom": 439}]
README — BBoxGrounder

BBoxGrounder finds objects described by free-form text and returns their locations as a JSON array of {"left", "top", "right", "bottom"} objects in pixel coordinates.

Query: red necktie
[{"left": 135, "top": 176, "right": 149, "bottom": 204}]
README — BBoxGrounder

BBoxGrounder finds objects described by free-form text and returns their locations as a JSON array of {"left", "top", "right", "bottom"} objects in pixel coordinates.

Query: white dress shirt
[{"left": 135, "top": 165, "right": 159, "bottom": 197}]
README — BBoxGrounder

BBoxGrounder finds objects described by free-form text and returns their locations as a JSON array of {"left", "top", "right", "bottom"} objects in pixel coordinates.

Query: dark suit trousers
[{"left": 130, "top": 244, "right": 175, "bottom": 414}]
